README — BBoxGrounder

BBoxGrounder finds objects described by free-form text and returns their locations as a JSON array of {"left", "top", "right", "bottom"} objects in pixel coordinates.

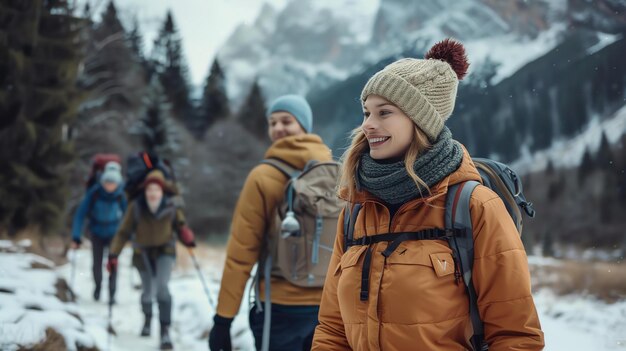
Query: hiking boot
[
  {"left": 140, "top": 315, "right": 151, "bottom": 337},
  {"left": 160, "top": 324, "right": 173, "bottom": 350},
  {"left": 93, "top": 287, "right": 101, "bottom": 301}
]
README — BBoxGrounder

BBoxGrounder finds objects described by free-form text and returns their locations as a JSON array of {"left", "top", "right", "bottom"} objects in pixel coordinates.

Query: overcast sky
[{"left": 79, "top": 0, "right": 288, "bottom": 87}]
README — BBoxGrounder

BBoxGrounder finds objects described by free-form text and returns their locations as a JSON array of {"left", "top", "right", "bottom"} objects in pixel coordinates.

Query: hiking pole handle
[{"left": 187, "top": 248, "right": 216, "bottom": 308}]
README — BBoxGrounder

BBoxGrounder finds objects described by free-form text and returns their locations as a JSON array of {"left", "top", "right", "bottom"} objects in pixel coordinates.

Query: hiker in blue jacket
[{"left": 72, "top": 161, "right": 127, "bottom": 301}]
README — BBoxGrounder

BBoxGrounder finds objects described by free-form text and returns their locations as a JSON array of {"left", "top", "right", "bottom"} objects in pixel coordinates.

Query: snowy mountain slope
[
  {"left": 218, "top": 0, "right": 379, "bottom": 104},
  {"left": 218, "top": 0, "right": 568, "bottom": 104},
  {"left": 512, "top": 103, "right": 626, "bottom": 174}
]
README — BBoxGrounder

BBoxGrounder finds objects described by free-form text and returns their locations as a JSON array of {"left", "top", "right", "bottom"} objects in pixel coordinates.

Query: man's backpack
[
  {"left": 261, "top": 157, "right": 343, "bottom": 287},
  {"left": 86, "top": 153, "right": 121, "bottom": 190},
  {"left": 343, "top": 158, "right": 535, "bottom": 351},
  {"left": 254, "top": 157, "right": 343, "bottom": 351},
  {"left": 124, "top": 151, "right": 182, "bottom": 204}
]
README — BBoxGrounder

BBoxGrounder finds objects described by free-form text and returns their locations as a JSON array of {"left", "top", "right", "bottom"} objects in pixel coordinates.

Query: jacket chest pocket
[
  {"left": 380, "top": 243, "right": 468, "bottom": 324},
  {"left": 336, "top": 246, "right": 368, "bottom": 324}
]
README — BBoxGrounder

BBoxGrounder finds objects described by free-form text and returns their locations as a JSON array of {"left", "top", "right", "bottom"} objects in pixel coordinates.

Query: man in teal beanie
[{"left": 266, "top": 94, "right": 313, "bottom": 133}]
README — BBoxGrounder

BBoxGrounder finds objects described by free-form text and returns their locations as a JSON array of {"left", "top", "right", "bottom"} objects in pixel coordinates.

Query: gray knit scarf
[{"left": 357, "top": 127, "right": 463, "bottom": 206}]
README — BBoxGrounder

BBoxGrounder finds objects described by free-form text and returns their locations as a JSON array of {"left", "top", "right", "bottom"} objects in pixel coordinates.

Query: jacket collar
[{"left": 264, "top": 134, "right": 332, "bottom": 169}]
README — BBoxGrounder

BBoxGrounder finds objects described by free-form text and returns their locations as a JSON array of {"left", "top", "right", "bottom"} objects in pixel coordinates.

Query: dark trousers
[
  {"left": 249, "top": 303, "right": 319, "bottom": 351},
  {"left": 91, "top": 235, "right": 116, "bottom": 296}
]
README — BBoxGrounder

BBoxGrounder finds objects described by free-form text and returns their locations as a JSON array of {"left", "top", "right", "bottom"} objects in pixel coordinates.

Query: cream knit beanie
[{"left": 361, "top": 39, "right": 469, "bottom": 141}]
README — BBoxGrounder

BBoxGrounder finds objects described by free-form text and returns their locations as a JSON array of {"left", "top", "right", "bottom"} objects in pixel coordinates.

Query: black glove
[{"left": 209, "top": 314, "right": 233, "bottom": 351}]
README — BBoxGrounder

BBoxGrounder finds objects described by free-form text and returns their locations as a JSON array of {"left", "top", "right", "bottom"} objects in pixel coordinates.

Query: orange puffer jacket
[
  {"left": 312, "top": 149, "right": 544, "bottom": 351},
  {"left": 215, "top": 134, "right": 333, "bottom": 318}
]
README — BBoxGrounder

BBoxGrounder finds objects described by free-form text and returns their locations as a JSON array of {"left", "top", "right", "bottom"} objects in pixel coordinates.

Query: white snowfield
[{"left": 0, "top": 240, "right": 625, "bottom": 350}]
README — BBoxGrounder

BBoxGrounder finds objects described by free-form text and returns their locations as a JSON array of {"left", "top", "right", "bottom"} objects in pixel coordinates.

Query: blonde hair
[{"left": 338, "top": 124, "right": 432, "bottom": 202}]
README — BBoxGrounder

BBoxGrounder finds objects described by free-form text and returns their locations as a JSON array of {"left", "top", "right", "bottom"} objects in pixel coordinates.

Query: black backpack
[
  {"left": 343, "top": 158, "right": 535, "bottom": 351},
  {"left": 124, "top": 152, "right": 178, "bottom": 200}
]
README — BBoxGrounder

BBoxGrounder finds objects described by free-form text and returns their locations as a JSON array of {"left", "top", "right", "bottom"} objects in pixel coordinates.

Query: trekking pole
[
  {"left": 186, "top": 247, "right": 215, "bottom": 308},
  {"left": 129, "top": 257, "right": 133, "bottom": 288},
  {"left": 69, "top": 247, "right": 77, "bottom": 299},
  {"left": 106, "top": 264, "right": 117, "bottom": 350}
]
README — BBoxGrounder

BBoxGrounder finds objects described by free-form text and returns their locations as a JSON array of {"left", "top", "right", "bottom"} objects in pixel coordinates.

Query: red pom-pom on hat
[{"left": 424, "top": 38, "right": 469, "bottom": 80}]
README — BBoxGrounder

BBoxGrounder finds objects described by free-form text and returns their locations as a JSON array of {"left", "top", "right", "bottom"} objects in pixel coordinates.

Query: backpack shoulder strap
[
  {"left": 261, "top": 158, "right": 300, "bottom": 179},
  {"left": 116, "top": 193, "right": 125, "bottom": 207},
  {"left": 261, "top": 158, "right": 303, "bottom": 215},
  {"left": 132, "top": 199, "right": 141, "bottom": 230},
  {"left": 445, "top": 181, "right": 480, "bottom": 229},
  {"left": 87, "top": 188, "right": 101, "bottom": 217},
  {"left": 446, "top": 181, "right": 485, "bottom": 351},
  {"left": 343, "top": 203, "right": 363, "bottom": 252}
]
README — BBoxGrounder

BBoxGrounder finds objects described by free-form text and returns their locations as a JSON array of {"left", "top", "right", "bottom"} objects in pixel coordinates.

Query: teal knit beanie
[{"left": 266, "top": 95, "right": 313, "bottom": 133}]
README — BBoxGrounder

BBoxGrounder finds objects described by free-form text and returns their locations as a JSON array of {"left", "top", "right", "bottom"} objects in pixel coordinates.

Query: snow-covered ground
[
  {"left": 0, "top": 241, "right": 254, "bottom": 351},
  {"left": 0, "top": 240, "right": 101, "bottom": 351},
  {"left": 1, "top": 240, "right": 626, "bottom": 350},
  {"left": 536, "top": 290, "right": 626, "bottom": 350},
  {"left": 56, "top": 244, "right": 255, "bottom": 351}
]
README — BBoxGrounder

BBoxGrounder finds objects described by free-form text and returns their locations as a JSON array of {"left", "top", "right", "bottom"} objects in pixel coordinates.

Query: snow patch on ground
[
  {"left": 535, "top": 289, "right": 626, "bottom": 350},
  {"left": 0, "top": 248, "right": 100, "bottom": 351}
]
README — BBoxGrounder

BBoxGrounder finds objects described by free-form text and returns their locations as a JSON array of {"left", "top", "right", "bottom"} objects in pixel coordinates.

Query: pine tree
[
  {"left": 578, "top": 147, "right": 594, "bottom": 185},
  {"left": 530, "top": 92, "right": 553, "bottom": 151},
  {"left": 468, "top": 56, "right": 499, "bottom": 89},
  {"left": 128, "top": 16, "right": 144, "bottom": 63},
  {"left": 70, "top": 0, "right": 146, "bottom": 170},
  {"left": 618, "top": 134, "right": 626, "bottom": 203},
  {"left": 130, "top": 77, "right": 179, "bottom": 160},
  {"left": 0, "top": 0, "right": 84, "bottom": 234},
  {"left": 237, "top": 80, "right": 268, "bottom": 140},
  {"left": 99, "top": 0, "right": 124, "bottom": 34},
  {"left": 77, "top": 1, "right": 144, "bottom": 114},
  {"left": 198, "top": 58, "right": 230, "bottom": 132},
  {"left": 541, "top": 231, "right": 554, "bottom": 257},
  {"left": 545, "top": 160, "right": 555, "bottom": 176},
  {"left": 547, "top": 173, "right": 564, "bottom": 201},
  {"left": 150, "top": 10, "right": 191, "bottom": 123},
  {"left": 82, "top": 2, "right": 91, "bottom": 18},
  {"left": 595, "top": 131, "right": 613, "bottom": 170},
  {"left": 600, "top": 171, "right": 615, "bottom": 223}
]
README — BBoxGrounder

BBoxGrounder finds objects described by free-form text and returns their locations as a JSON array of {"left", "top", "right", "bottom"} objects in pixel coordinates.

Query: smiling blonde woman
[{"left": 312, "top": 39, "right": 544, "bottom": 351}]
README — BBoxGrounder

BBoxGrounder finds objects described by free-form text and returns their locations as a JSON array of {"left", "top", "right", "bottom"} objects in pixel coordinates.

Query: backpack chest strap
[{"left": 347, "top": 228, "right": 458, "bottom": 301}]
